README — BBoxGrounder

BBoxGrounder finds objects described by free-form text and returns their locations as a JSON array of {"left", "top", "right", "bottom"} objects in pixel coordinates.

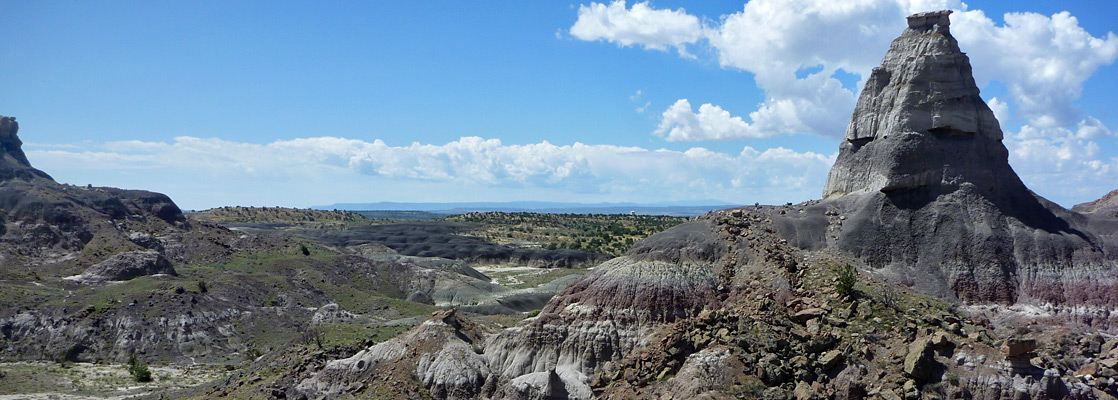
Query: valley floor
[{"left": 0, "top": 361, "right": 230, "bottom": 399}]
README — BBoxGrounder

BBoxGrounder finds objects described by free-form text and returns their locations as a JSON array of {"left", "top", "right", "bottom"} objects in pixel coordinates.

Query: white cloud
[
  {"left": 571, "top": 0, "right": 1118, "bottom": 205},
  {"left": 655, "top": 99, "right": 763, "bottom": 141},
  {"left": 670, "top": 0, "right": 964, "bottom": 140},
  {"left": 571, "top": 1, "right": 1116, "bottom": 144},
  {"left": 25, "top": 137, "right": 833, "bottom": 209},
  {"left": 569, "top": 1, "right": 701, "bottom": 55},
  {"left": 1004, "top": 122, "right": 1118, "bottom": 204},
  {"left": 988, "top": 97, "right": 1010, "bottom": 124},
  {"left": 952, "top": 10, "right": 1118, "bottom": 128},
  {"left": 1076, "top": 117, "right": 1112, "bottom": 140}
]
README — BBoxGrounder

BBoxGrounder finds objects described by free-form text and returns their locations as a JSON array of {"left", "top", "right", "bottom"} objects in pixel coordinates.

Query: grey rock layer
[{"left": 824, "top": 10, "right": 1011, "bottom": 199}]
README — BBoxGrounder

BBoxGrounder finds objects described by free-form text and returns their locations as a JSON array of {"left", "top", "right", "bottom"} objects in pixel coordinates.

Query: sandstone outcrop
[{"left": 824, "top": 10, "right": 1006, "bottom": 198}]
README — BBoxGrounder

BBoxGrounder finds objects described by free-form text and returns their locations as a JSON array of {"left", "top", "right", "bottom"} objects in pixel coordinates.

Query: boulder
[
  {"left": 904, "top": 337, "right": 940, "bottom": 383},
  {"left": 791, "top": 308, "right": 826, "bottom": 324},
  {"left": 1001, "top": 338, "right": 1037, "bottom": 359}
]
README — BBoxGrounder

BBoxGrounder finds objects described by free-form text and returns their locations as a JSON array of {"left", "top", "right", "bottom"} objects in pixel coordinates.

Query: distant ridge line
[{"left": 312, "top": 201, "right": 742, "bottom": 217}]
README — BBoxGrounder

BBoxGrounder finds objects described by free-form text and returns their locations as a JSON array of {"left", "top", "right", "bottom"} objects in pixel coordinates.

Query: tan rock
[
  {"left": 931, "top": 331, "right": 951, "bottom": 347},
  {"left": 794, "top": 381, "right": 813, "bottom": 400},
  {"left": 904, "top": 337, "right": 938, "bottom": 383},
  {"left": 1101, "top": 358, "right": 1118, "bottom": 370},
  {"left": 1077, "top": 362, "right": 1099, "bottom": 377},
  {"left": 820, "top": 349, "right": 845, "bottom": 370},
  {"left": 1001, "top": 338, "right": 1036, "bottom": 358},
  {"left": 791, "top": 308, "right": 826, "bottom": 324}
]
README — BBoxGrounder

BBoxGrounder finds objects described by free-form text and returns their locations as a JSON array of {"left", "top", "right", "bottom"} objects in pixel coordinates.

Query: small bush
[
  {"left": 244, "top": 347, "right": 263, "bottom": 361},
  {"left": 128, "top": 353, "right": 152, "bottom": 382},
  {"left": 197, "top": 280, "right": 208, "bottom": 293},
  {"left": 56, "top": 343, "right": 83, "bottom": 367},
  {"left": 299, "top": 244, "right": 310, "bottom": 256},
  {"left": 836, "top": 264, "right": 858, "bottom": 300},
  {"left": 947, "top": 373, "right": 959, "bottom": 386}
]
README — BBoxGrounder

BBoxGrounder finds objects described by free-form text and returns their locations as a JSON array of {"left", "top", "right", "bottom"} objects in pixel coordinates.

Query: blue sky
[{"left": 2, "top": 1, "right": 1116, "bottom": 210}]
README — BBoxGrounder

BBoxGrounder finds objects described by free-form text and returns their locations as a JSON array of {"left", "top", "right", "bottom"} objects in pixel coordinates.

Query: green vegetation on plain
[
  {"left": 188, "top": 206, "right": 373, "bottom": 229},
  {"left": 191, "top": 206, "right": 691, "bottom": 257},
  {"left": 449, "top": 212, "right": 689, "bottom": 256}
]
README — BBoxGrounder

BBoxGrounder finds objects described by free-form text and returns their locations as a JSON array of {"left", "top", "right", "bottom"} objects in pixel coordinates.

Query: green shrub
[
  {"left": 197, "top": 280, "right": 208, "bottom": 293},
  {"left": 244, "top": 347, "right": 263, "bottom": 361},
  {"left": 299, "top": 244, "right": 310, "bottom": 256},
  {"left": 128, "top": 353, "right": 152, "bottom": 382},
  {"left": 947, "top": 373, "right": 959, "bottom": 386},
  {"left": 836, "top": 264, "right": 858, "bottom": 300}
]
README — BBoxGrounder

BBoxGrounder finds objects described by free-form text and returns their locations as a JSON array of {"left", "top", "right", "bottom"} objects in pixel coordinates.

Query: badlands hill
[
  {"left": 0, "top": 114, "right": 599, "bottom": 383},
  {"left": 241, "top": 11, "right": 1118, "bottom": 400}
]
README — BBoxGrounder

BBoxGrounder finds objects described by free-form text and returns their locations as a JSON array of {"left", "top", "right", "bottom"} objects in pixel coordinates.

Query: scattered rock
[{"left": 819, "top": 349, "right": 845, "bottom": 370}]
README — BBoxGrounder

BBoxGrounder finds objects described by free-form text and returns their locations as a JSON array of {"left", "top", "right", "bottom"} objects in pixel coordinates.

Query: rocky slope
[
  {"left": 1075, "top": 190, "right": 1118, "bottom": 217},
  {"left": 275, "top": 205, "right": 1118, "bottom": 400},
  {"left": 0, "top": 116, "right": 186, "bottom": 262},
  {"left": 0, "top": 116, "right": 578, "bottom": 367}
]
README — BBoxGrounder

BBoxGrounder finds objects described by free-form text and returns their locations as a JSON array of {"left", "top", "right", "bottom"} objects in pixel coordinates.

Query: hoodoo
[
  {"left": 808, "top": 11, "right": 1118, "bottom": 308},
  {"left": 823, "top": 10, "right": 1014, "bottom": 198}
]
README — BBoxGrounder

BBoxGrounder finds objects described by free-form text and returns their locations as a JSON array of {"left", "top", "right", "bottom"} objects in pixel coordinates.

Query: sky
[{"left": 2, "top": 1, "right": 1116, "bottom": 210}]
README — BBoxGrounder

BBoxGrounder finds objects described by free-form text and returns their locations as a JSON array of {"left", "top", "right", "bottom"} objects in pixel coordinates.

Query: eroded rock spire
[{"left": 823, "top": 10, "right": 1014, "bottom": 199}]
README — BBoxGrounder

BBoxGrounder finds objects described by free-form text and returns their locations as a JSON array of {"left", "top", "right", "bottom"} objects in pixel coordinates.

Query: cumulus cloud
[
  {"left": 571, "top": 0, "right": 1118, "bottom": 205},
  {"left": 1004, "top": 123, "right": 1118, "bottom": 204},
  {"left": 25, "top": 137, "right": 834, "bottom": 209},
  {"left": 632, "top": 0, "right": 964, "bottom": 140},
  {"left": 569, "top": 1, "right": 702, "bottom": 55},
  {"left": 571, "top": 1, "right": 1116, "bottom": 140},
  {"left": 952, "top": 10, "right": 1118, "bottom": 128},
  {"left": 655, "top": 99, "right": 762, "bottom": 141}
]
